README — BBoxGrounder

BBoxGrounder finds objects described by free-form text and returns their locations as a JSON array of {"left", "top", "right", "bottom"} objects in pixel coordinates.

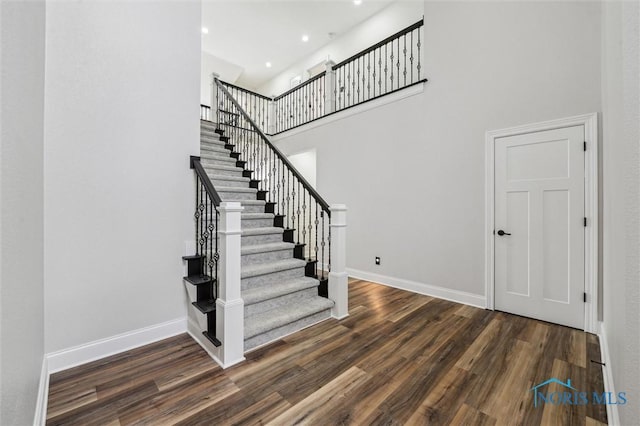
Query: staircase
[{"left": 196, "top": 120, "right": 334, "bottom": 351}]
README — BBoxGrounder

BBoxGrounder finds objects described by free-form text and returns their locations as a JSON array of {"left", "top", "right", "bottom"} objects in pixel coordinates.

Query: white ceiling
[{"left": 201, "top": 0, "right": 395, "bottom": 89}]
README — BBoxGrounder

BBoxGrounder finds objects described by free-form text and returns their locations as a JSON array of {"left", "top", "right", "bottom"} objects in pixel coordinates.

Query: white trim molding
[
  {"left": 598, "top": 322, "right": 621, "bottom": 426},
  {"left": 484, "top": 113, "right": 599, "bottom": 333},
  {"left": 347, "top": 268, "right": 486, "bottom": 308},
  {"left": 46, "top": 317, "right": 187, "bottom": 374},
  {"left": 272, "top": 82, "right": 425, "bottom": 141},
  {"left": 33, "top": 357, "right": 49, "bottom": 426}
]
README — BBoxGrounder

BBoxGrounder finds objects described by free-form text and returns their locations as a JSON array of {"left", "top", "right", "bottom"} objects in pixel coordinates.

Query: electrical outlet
[{"left": 375, "top": 257, "right": 381, "bottom": 265}]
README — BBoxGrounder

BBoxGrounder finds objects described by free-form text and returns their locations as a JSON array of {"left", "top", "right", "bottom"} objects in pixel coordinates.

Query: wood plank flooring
[{"left": 46, "top": 279, "right": 608, "bottom": 425}]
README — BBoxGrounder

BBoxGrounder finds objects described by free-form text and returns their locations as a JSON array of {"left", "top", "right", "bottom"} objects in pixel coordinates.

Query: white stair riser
[
  {"left": 219, "top": 191, "right": 257, "bottom": 201},
  {"left": 241, "top": 218, "right": 274, "bottom": 229},
  {"left": 244, "top": 288, "right": 318, "bottom": 317},
  {"left": 241, "top": 232, "right": 283, "bottom": 245},
  {"left": 241, "top": 247, "right": 292, "bottom": 265},
  {"left": 241, "top": 266, "right": 304, "bottom": 290},
  {"left": 244, "top": 309, "right": 331, "bottom": 351}
]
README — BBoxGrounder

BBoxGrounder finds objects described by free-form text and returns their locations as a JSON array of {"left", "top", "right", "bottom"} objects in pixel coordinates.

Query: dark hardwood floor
[{"left": 46, "top": 279, "right": 608, "bottom": 425}]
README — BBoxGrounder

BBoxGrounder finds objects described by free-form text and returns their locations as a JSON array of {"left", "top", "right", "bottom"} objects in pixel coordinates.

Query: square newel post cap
[
  {"left": 325, "top": 60, "right": 336, "bottom": 70},
  {"left": 219, "top": 201, "right": 244, "bottom": 213},
  {"left": 330, "top": 204, "right": 347, "bottom": 212}
]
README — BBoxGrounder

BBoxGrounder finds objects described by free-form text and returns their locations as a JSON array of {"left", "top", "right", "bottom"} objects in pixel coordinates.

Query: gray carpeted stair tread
[
  {"left": 203, "top": 164, "right": 242, "bottom": 172},
  {"left": 216, "top": 186, "right": 257, "bottom": 194},
  {"left": 241, "top": 258, "right": 305, "bottom": 279},
  {"left": 242, "top": 227, "right": 284, "bottom": 236},
  {"left": 244, "top": 296, "right": 334, "bottom": 339},
  {"left": 207, "top": 174, "right": 250, "bottom": 183},
  {"left": 242, "top": 213, "right": 274, "bottom": 220},
  {"left": 241, "top": 241, "right": 294, "bottom": 255},
  {"left": 242, "top": 277, "right": 319, "bottom": 306}
]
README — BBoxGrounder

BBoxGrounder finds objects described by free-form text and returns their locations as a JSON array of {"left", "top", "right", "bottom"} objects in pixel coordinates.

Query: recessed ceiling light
[
  {"left": 201, "top": 27, "right": 209, "bottom": 34},
  {"left": 353, "top": 0, "right": 362, "bottom": 5},
  {"left": 265, "top": 62, "right": 272, "bottom": 68},
  {"left": 302, "top": 34, "right": 309, "bottom": 42}
]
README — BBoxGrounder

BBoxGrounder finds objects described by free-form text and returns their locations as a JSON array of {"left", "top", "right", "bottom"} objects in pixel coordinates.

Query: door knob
[{"left": 497, "top": 230, "right": 511, "bottom": 236}]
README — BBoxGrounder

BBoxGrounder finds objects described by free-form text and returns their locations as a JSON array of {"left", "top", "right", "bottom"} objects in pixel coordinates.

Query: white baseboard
[
  {"left": 598, "top": 321, "right": 621, "bottom": 426},
  {"left": 33, "top": 357, "right": 49, "bottom": 426},
  {"left": 46, "top": 317, "right": 187, "bottom": 374},
  {"left": 346, "top": 268, "right": 486, "bottom": 308}
]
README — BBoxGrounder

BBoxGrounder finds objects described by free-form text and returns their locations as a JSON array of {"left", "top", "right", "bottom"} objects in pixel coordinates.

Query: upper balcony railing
[{"left": 201, "top": 18, "right": 426, "bottom": 135}]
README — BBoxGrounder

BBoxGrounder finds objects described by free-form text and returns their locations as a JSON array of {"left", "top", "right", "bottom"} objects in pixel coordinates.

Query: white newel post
[
  {"left": 216, "top": 201, "right": 245, "bottom": 367},
  {"left": 268, "top": 99, "right": 276, "bottom": 135},
  {"left": 328, "top": 204, "right": 348, "bottom": 319},
  {"left": 210, "top": 72, "right": 220, "bottom": 123},
  {"left": 324, "top": 60, "right": 336, "bottom": 114}
]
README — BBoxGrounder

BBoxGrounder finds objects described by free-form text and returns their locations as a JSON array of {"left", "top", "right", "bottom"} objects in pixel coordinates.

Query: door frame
[{"left": 484, "top": 113, "right": 598, "bottom": 333}]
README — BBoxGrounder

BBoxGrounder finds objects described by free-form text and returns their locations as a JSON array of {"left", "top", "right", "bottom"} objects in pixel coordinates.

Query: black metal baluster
[
  {"left": 302, "top": 190, "right": 307, "bottom": 256},
  {"left": 296, "top": 180, "right": 301, "bottom": 244},
  {"left": 287, "top": 169, "right": 291, "bottom": 229},
  {"left": 367, "top": 52, "right": 371, "bottom": 100},
  {"left": 195, "top": 175, "right": 200, "bottom": 254},
  {"left": 390, "top": 40, "right": 394, "bottom": 90},
  {"left": 403, "top": 33, "right": 407, "bottom": 86},
  {"left": 314, "top": 202, "right": 319, "bottom": 277},
  {"left": 417, "top": 27, "right": 421, "bottom": 80},
  {"left": 384, "top": 43, "right": 388, "bottom": 93},
  {"left": 328, "top": 215, "right": 331, "bottom": 273},
  {"left": 321, "top": 209, "right": 325, "bottom": 279},
  {"left": 397, "top": 37, "right": 401, "bottom": 89},
  {"left": 215, "top": 209, "right": 219, "bottom": 298}
]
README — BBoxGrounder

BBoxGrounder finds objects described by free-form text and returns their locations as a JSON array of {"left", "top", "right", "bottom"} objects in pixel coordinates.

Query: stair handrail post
[
  {"left": 328, "top": 204, "right": 348, "bottom": 319},
  {"left": 267, "top": 98, "right": 276, "bottom": 135},
  {"left": 211, "top": 72, "right": 220, "bottom": 124},
  {"left": 324, "top": 60, "right": 336, "bottom": 114},
  {"left": 216, "top": 201, "right": 245, "bottom": 367}
]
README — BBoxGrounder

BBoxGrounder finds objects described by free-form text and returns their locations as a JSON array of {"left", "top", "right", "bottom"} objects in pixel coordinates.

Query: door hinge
[
  {"left": 584, "top": 141, "right": 587, "bottom": 151},
  {"left": 584, "top": 217, "right": 587, "bottom": 227},
  {"left": 583, "top": 292, "right": 587, "bottom": 303}
]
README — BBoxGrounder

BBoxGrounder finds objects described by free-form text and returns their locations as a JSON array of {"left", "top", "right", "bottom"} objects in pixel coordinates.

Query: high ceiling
[{"left": 201, "top": 0, "right": 395, "bottom": 89}]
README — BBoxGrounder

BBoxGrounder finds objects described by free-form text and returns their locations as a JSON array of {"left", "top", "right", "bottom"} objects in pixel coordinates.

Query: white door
[{"left": 494, "top": 125, "right": 585, "bottom": 329}]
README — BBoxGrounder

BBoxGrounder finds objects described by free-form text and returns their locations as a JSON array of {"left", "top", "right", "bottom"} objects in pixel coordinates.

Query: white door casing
[{"left": 485, "top": 113, "right": 598, "bottom": 333}]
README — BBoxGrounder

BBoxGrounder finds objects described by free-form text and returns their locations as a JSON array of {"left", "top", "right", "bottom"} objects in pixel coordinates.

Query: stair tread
[
  {"left": 244, "top": 296, "right": 334, "bottom": 339},
  {"left": 241, "top": 241, "right": 294, "bottom": 255},
  {"left": 200, "top": 155, "right": 236, "bottom": 163},
  {"left": 242, "top": 277, "right": 319, "bottom": 305},
  {"left": 184, "top": 275, "right": 214, "bottom": 285},
  {"left": 203, "top": 164, "right": 242, "bottom": 172},
  {"left": 242, "top": 213, "right": 275, "bottom": 220},
  {"left": 192, "top": 299, "right": 216, "bottom": 314},
  {"left": 241, "top": 258, "right": 306, "bottom": 279},
  {"left": 216, "top": 186, "right": 257, "bottom": 193},
  {"left": 207, "top": 174, "right": 249, "bottom": 182},
  {"left": 242, "top": 227, "right": 284, "bottom": 236}
]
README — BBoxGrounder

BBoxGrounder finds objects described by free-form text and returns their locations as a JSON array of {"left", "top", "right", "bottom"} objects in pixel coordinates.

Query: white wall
[
  {"left": 273, "top": 1, "right": 601, "bottom": 298},
  {"left": 201, "top": 51, "right": 243, "bottom": 106},
  {"left": 601, "top": 1, "right": 640, "bottom": 423},
  {"left": 258, "top": 1, "right": 424, "bottom": 96},
  {"left": 44, "top": 1, "right": 201, "bottom": 353},
  {"left": 0, "top": 0, "right": 46, "bottom": 424},
  {"left": 288, "top": 149, "right": 317, "bottom": 189}
]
